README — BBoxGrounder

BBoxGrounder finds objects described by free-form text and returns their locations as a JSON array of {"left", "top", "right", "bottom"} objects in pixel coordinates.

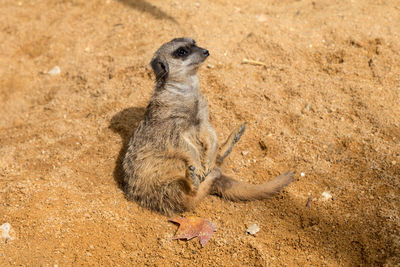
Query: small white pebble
[
  {"left": 256, "top": 14, "right": 267, "bottom": 22},
  {"left": 300, "top": 172, "right": 305, "bottom": 177},
  {"left": 321, "top": 191, "right": 333, "bottom": 200},
  {"left": 241, "top": 151, "right": 249, "bottom": 156},
  {"left": 1, "top": 223, "right": 12, "bottom": 240},
  {"left": 246, "top": 224, "right": 260, "bottom": 235},
  {"left": 48, "top": 66, "right": 61, "bottom": 76}
]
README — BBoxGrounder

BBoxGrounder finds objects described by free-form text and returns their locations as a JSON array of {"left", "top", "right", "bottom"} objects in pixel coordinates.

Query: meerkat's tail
[{"left": 210, "top": 171, "right": 294, "bottom": 201}]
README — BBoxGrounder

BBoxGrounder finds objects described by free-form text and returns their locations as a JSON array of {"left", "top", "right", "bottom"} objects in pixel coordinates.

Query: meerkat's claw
[
  {"left": 189, "top": 168, "right": 200, "bottom": 189},
  {"left": 199, "top": 174, "right": 205, "bottom": 182},
  {"left": 188, "top": 165, "right": 207, "bottom": 184}
]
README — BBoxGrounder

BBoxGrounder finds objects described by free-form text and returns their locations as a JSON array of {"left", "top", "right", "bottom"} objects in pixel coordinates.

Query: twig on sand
[
  {"left": 306, "top": 194, "right": 312, "bottom": 208},
  {"left": 242, "top": 58, "right": 268, "bottom": 67}
]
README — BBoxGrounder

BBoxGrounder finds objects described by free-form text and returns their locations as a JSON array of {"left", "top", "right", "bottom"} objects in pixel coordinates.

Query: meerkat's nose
[{"left": 202, "top": 49, "right": 209, "bottom": 57}]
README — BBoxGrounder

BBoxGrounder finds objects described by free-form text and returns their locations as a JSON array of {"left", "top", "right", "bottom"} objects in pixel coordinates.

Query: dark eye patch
[{"left": 172, "top": 46, "right": 191, "bottom": 59}]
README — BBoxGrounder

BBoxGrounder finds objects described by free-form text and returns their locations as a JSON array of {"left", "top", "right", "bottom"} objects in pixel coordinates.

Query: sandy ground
[{"left": 1, "top": 0, "right": 400, "bottom": 265}]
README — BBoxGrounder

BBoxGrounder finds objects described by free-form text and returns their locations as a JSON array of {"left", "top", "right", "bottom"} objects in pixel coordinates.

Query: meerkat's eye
[
  {"left": 172, "top": 46, "right": 191, "bottom": 59},
  {"left": 177, "top": 47, "right": 188, "bottom": 56}
]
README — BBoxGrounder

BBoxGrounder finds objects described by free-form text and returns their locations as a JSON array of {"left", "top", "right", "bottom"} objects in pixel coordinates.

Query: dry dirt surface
[{"left": 1, "top": 0, "right": 400, "bottom": 266}]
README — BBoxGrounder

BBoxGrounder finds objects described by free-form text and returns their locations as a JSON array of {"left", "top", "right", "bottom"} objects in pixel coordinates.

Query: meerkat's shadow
[
  {"left": 109, "top": 107, "right": 146, "bottom": 191},
  {"left": 117, "top": 0, "right": 178, "bottom": 24}
]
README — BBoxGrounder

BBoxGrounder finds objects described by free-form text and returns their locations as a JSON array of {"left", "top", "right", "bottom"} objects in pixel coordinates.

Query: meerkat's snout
[{"left": 172, "top": 42, "right": 209, "bottom": 65}]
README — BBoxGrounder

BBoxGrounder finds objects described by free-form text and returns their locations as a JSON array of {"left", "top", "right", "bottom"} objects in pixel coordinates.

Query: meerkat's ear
[{"left": 150, "top": 55, "right": 169, "bottom": 81}]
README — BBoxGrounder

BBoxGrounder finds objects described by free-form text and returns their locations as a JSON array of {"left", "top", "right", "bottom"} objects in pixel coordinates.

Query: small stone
[
  {"left": 48, "top": 66, "right": 61, "bottom": 76},
  {"left": 241, "top": 151, "right": 249, "bottom": 156},
  {"left": 256, "top": 14, "right": 267, "bottom": 22},
  {"left": 321, "top": 191, "right": 332, "bottom": 200},
  {"left": 207, "top": 64, "right": 215, "bottom": 69},
  {"left": 259, "top": 140, "right": 267, "bottom": 150},
  {"left": 246, "top": 224, "right": 260, "bottom": 235},
  {"left": 1, "top": 223, "right": 13, "bottom": 240},
  {"left": 300, "top": 172, "right": 305, "bottom": 177}
]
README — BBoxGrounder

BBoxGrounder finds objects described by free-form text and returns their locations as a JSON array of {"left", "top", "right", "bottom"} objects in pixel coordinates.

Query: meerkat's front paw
[
  {"left": 189, "top": 166, "right": 200, "bottom": 188},
  {"left": 188, "top": 165, "right": 205, "bottom": 188}
]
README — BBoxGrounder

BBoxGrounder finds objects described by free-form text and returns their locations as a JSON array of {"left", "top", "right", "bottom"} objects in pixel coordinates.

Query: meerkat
[{"left": 122, "top": 37, "right": 294, "bottom": 215}]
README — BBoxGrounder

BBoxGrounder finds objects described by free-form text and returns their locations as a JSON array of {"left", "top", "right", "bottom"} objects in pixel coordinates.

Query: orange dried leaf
[{"left": 169, "top": 216, "right": 217, "bottom": 247}]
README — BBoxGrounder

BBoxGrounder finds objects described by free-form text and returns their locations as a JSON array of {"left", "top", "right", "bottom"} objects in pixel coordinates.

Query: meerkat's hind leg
[
  {"left": 217, "top": 122, "right": 247, "bottom": 165},
  {"left": 184, "top": 168, "right": 222, "bottom": 211}
]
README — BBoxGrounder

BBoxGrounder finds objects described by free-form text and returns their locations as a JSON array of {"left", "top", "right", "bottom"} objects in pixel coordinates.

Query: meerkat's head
[{"left": 150, "top": 37, "right": 209, "bottom": 83}]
